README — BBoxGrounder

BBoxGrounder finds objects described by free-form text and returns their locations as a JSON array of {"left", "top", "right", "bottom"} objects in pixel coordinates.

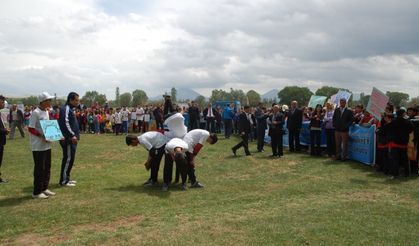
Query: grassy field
[{"left": 0, "top": 133, "right": 418, "bottom": 245}]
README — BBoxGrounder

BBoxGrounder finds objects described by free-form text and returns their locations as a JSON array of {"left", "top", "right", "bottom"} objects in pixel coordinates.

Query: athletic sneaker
[
  {"left": 43, "top": 189, "right": 56, "bottom": 196},
  {"left": 32, "top": 193, "right": 49, "bottom": 199},
  {"left": 190, "top": 181, "right": 204, "bottom": 188},
  {"left": 68, "top": 180, "right": 77, "bottom": 184},
  {"left": 0, "top": 178, "right": 8, "bottom": 184},
  {"left": 61, "top": 182, "right": 76, "bottom": 187}
]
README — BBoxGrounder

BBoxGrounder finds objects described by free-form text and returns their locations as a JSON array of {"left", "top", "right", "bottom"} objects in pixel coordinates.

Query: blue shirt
[{"left": 223, "top": 106, "right": 234, "bottom": 120}]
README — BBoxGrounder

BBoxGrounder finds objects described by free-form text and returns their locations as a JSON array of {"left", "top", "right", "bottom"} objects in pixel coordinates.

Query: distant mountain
[
  {"left": 149, "top": 88, "right": 203, "bottom": 102},
  {"left": 261, "top": 89, "right": 279, "bottom": 101}
]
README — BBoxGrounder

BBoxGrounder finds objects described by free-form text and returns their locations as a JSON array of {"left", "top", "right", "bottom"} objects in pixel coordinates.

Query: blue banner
[
  {"left": 265, "top": 121, "right": 376, "bottom": 165},
  {"left": 348, "top": 125, "right": 376, "bottom": 165}
]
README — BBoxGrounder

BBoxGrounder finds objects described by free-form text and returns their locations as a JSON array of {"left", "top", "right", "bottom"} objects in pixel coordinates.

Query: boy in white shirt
[
  {"left": 126, "top": 132, "right": 167, "bottom": 186},
  {"left": 183, "top": 130, "right": 218, "bottom": 188},
  {"left": 163, "top": 138, "right": 189, "bottom": 191},
  {"left": 28, "top": 92, "right": 56, "bottom": 199}
]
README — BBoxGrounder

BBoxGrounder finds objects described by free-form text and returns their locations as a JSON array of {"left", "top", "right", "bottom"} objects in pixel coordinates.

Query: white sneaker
[
  {"left": 68, "top": 180, "right": 77, "bottom": 184},
  {"left": 43, "top": 189, "right": 56, "bottom": 196},
  {"left": 32, "top": 193, "right": 49, "bottom": 199},
  {"left": 65, "top": 182, "right": 76, "bottom": 187}
]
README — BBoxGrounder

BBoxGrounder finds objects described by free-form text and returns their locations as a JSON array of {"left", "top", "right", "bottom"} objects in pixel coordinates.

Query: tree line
[{"left": 5, "top": 86, "right": 416, "bottom": 108}]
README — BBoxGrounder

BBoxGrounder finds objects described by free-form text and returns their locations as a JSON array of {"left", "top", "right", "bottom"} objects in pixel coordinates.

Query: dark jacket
[
  {"left": 333, "top": 107, "right": 353, "bottom": 132},
  {"left": 309, "top": 112, "right": 324, "bottom": 129},
  {"left": 255, "top": 108, "right": 268, "bottom": 130},
  {"left": 188, "top": 106, "right": 200, "bottom": 120},
  {"left": 9, "top": 109, "right": 24, "bottom": 123},
  {"left": 287, "top": 108, "right": 303, "bottom": 130},
  {"left": 269, "top": 111, "right": 284, "bottom": 135},
  {"left": 203, "top": 107, "right": 216, "bottom": 120},
  {"left": 385, "top": 117, "right": 413, "bottom": 146},
  {"left": 238, "top": 112, "right": 251, "bottom": 134},
  {"left": 59, "top": 104, "right": 80, "bottom": 140},
  {"left": 0, "top": 117, "right": 7, "bottom": 146}
]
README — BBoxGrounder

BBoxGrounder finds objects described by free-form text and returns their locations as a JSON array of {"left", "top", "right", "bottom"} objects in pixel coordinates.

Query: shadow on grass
[
  {"left": 0, "top": 195, "right": 31, "bottom": 207},
  {"left": 104, "top": 184, "right": 180, "bottom": 199}
]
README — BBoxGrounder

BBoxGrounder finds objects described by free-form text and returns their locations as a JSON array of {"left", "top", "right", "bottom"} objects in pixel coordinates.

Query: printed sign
[
  {"left": 366, "top": 87, "right": 389, "bottom": 121},
  {"left": 40, "top": 120, "right": 63, "bottom": 142},
  {"left": 333, "top": 90, "right": 352, "bottom": 104},
  {"left": 308, "top": 95, "right": 327, "bottom": 108}
]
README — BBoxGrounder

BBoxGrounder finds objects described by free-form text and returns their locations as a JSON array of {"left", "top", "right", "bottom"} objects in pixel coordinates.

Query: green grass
[{"left": 0, "top": 133, "right": 418, "bottom": 245}]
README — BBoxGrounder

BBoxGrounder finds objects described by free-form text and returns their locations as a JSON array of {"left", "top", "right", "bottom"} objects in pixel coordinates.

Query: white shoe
[
  {"left": 32, "top": 193, "right": 49, "bottom": 199},
  {"left": 43, "top": 189, "right": 56, "bottom": 196},
  {"left": 68, "top": 180, "right": 77, "bottom": 184},
  {"left": 62, "top": 182, "right": 76, "bottom": 187}
]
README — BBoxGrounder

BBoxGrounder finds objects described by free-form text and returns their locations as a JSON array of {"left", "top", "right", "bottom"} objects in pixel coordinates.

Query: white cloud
[{"left": 0, "top": 0, "right": 418, "bottom": 100}]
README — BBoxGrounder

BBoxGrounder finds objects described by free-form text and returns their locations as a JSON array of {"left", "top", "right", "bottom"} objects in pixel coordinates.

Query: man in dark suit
[
  {"left": 0, "top": 95, "right": 9, "bottom": 183},
  {"left": 203, "top": 103, "right": 216, "bottom": 133},
  {"left": 287, "top": 100, "right": 303, "bottom": 152},
  {"left": 255, "top": 103, "right": 268, "bottom": 152},
  {"left": 188, "top": 101, "right": 200, "bottom": 131},
  {"left": 232, "top": 105, "right": 252, "bottom": 156},
  {"left": 269, "top": 105, "right": 284, "bottom": 157},
  {"left": 333, "top": 98, "right": 354, "bottom": 161}
]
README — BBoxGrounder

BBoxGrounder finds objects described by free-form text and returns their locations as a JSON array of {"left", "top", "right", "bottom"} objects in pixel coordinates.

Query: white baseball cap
[{"left": 38, "top": 92, "right": 55, "bottom": 103}]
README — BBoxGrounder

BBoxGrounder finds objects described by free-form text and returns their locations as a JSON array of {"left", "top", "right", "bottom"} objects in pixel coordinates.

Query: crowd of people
[{"left": 0, "top": 92, "right": 418, "bottom": 198}]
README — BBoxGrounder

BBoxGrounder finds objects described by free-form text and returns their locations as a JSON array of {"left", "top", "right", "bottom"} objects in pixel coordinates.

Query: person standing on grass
[
  {"left": 309, "top": 104, "right": 324, "bottom": 156},
  {"left": 255, "top": 103, "right": 268, "bottom": 152},
  {"left": 121, "top": 106, "right": 130, "bottom": 134},
  {"left": 8, "top": 104, "right": 25, "bottom": 139},
  {"left": 323, "top": 103, "right": 336, "bottom": 158},
  {"left": 333, "top": 98, "right": 353, "bottom": 162},
  {"left": 287, "top": 100, "right": 303, "bottom": 152},
  {"left": 0, "top": 95, "right": 10, "bottom": 184},
  {"left": 28, "top": 92, "right": 56, "bottom": 199},
  {"left": 222, "top": 103, "right": 234, "bottom": 139},
  {"left": 58, "top": 92, "right": 80, "bottom": 187},
  {"left": 182, "top": 129, "right": 218, "bottom": 188},
  {"left": 113, "top": 108, "right": 122, "bottom": 135},
  {"left": 268, "top": 105, "right": 284, "bottom": 158},
  {"left": 232, "top": 105, "right": 252, "bottom": 156},
  {"left": 126, "top": 132, "right": 167, "bottom": 186}
]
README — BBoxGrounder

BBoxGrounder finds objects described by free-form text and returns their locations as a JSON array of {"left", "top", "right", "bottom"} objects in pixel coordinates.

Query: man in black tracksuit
[{"left": 58, "top": 92, "right": 80, "bottom": 186}]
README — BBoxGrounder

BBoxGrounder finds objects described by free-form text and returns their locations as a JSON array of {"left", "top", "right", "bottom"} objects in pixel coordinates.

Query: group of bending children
[{"left": 126, "top": 112, "right": 218, "bottom": 191}]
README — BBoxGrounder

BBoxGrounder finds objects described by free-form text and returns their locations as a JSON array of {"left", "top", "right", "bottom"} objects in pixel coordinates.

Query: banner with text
[{"left": 348, "top": 125, "right": 376, "bottom": 165}]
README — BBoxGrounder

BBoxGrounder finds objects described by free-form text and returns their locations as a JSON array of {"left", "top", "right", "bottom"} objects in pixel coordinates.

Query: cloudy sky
[{"left": 0, "top": 0, "right": 418, "bottom": 99}]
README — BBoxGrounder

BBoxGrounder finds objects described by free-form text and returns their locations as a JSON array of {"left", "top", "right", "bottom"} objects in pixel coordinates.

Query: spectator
[{"left": 333, "top": 98, "right": 353, "bottom": 161}]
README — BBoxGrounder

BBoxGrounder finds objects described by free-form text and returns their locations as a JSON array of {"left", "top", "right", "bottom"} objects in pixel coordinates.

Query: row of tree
[{"left": 5, "top": 86, "right": 416, "bottom": 109}]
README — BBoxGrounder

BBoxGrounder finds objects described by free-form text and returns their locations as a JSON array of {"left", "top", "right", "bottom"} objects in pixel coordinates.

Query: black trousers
[
  {"left": 206, "top": 118, "right": 216, "bottom": 133},
  {"left": 270, "top": 132, "right": 283, "bottom": 156},
  {"left": 376, "top": 147, "right": 389, "bottom": 173},
  {"left": 149, "top": 146, "right": 165, "bottom": 182},
  {"left": 163, "top": 153, "right": 187, "bottom": 185},
  {"left": 114, "top": 124, "right": 121, "bottom": 135},
  {"left": 189, "top": 118, "right": 199, "bottom": 131},
  {"left": 59, "top": 140, "right": 77, "bottom": 185},
  {"left": 288, "top": 129, "right": 301, "bottom": 152},
  {"left": 232, "top": 133, "right": 250, "bottom": 155},
  {"left": 32, "top": 149, "right": 51, "bottom": 195},
  {"left": 186, "top": 152, "right": 197, "bottom": 184},
  {"left": 390, "top": 148, "right": 409, "bottom": 177},
  {"left": 0, "top": 144, "right": 4, "bottom": 178},
  {"left": 310, "top": 130, "right": 321, "bottom": 156},
  {"left": 257, "top": 127, "right": 266, "bottom": 151},
  {"left": 325, "top": 129, "right": 336, "bottom": 157},
  {"left": 224, "top": 119, "right": 233, "bottom": 138}
]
